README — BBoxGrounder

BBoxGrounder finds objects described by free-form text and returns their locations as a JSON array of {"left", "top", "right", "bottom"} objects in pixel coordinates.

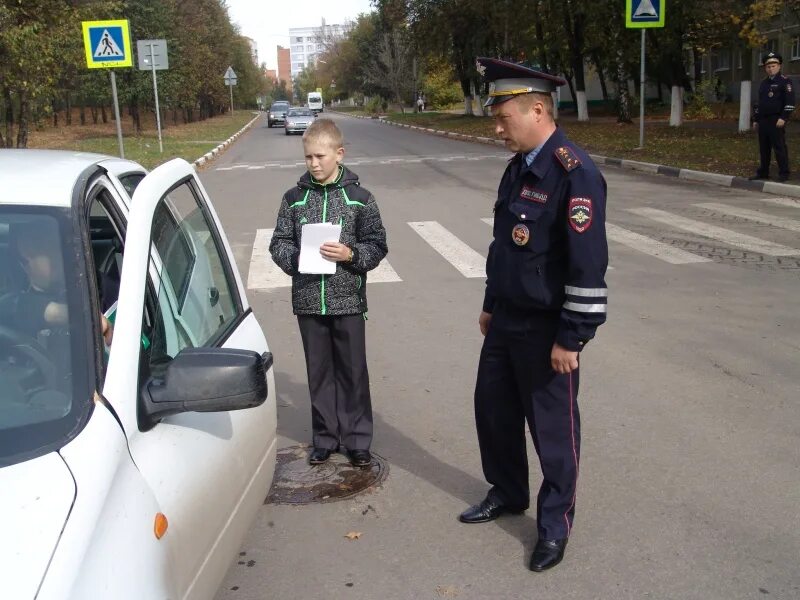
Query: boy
[{"left": 269, "top": 118, "right": 388, "bottom": 467}]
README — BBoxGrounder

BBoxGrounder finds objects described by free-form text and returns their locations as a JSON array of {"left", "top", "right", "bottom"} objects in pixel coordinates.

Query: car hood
[{"left": 0, "top": 453, "right": 76, "bottom": 598}]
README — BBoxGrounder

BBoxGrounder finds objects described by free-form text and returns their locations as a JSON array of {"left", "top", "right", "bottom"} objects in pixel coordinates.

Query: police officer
[
  {"left": 458, "top": 58, "right": 608, "bottom": 573},
  {"left": 750, "top": 52, "right": 795, "bottom": 181}
]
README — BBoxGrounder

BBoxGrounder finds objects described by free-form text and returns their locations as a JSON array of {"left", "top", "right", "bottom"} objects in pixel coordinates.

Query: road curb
[
  {"left": 193, "top": 113, "right": 261, "bottom": 169},
  {"left": 335, "top": 111, "right": 800, "bottom": 199}
]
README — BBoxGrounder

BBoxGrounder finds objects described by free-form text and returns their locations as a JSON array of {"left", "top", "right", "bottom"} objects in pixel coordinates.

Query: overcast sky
[{"left": 226, "top": 0, "right": 375, "bottom": 70}]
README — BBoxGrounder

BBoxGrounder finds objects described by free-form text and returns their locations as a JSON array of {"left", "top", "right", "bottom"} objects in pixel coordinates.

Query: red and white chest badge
[
  {"left": 569, "top": 197, "right": 593, "bottom": 233},
  {"left": 512, "top": 223, "right": 530, "bottom": 246}
]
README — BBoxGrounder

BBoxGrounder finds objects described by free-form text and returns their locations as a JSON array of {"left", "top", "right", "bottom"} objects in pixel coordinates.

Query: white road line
[
  {"left": 247, "top": 229, "right": 400, "bottom": 289},
  {"left": 759, "top": 196, "right": 800, "bottom": 209},
  {"left": 217, "top": 154, "right": 510, "bottom": 172},
  {"left": 629, "top": 207, "right": 800, "bottom": 256},
  {"left": 696, "top": 203, "right": 800, "bottom": 233},
  {"left": 605, "top": 222, "right": 711, "bottom": 264},
  {"left": 247, "top": 229, "right": 292, "bottom": 290},
  {"left": 369, "top": 259, "right": 402, "bottom": 283},
  {"left": 408, "top": 221, "right": 486, "bottom": 278}
]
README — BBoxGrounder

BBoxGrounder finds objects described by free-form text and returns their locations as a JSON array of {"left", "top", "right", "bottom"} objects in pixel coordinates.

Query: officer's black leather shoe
[
  {"left": 458, "top": 497, "right": 524, "bottom": 523},
  {"left": 777, "top": 175, "right": 789, "bottom": 182},
  {"left": 308, "top": 447, "right": 333, "bottom": 465},
  {"left": 748, "top": 174, "right": 769, "bottom": 180},
  {"left": 348, "top": 449, "right": 372, "bottom": 467},
  {"left": 529, "top": 538, "right": 568, "bottom": 572}
]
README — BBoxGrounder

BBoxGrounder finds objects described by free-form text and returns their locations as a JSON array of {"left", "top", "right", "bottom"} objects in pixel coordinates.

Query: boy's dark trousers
[{"left": 297, "top": 314, "right": 373, "bottom": 451}]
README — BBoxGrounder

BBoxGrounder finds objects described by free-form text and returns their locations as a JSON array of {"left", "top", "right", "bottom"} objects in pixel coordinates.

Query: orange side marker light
[{"left": 154, "top": 513, "right": 168, "bottom": 539}]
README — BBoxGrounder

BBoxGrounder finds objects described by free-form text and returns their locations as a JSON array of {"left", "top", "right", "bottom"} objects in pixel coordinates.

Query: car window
[
  {"left": 118, "top": 173, "right": 145, "bottom": 198},
  {"left": 0, "top": 208, "right": 92, "bottom": 467},
  {"left": 146, "top": 180, "right": 241, "bottom": 372},
  {"left": 289, "top": 109, "right": 313, "bottom": 116}
]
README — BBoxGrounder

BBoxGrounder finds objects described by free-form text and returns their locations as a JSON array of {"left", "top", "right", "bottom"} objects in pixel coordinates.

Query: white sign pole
[
  {"left": 109, "top": 70, "right": 125, "bottom": 158},
  {"left": 229, "top": 83, "right": 234, "bottom": 114},
  {"left": 148, "top": 43, "right": 164, "bottom": 153},
  {"left": 639, "top": 29, "right": 646, "bottom": 149}
]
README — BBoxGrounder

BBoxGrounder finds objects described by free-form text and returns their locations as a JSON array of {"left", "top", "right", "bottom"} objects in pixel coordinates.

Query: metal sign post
[
  {"left": 625, "top": 0, "right": 666, "bottom": 149},
  {"left": 82, "top": 20, "right": 133, "bottom": 158},
  {"left": 224, "top": 66, "right": 238, "bottom": 114},
  {"left": 137, "top": 40, "right": 169, "bottom": 154}
]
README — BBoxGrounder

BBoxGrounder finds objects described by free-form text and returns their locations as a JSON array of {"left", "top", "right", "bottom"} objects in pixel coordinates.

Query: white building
[
  {"left": 244, "top": 37, "right": 258, "bottom": 66},
  {"left": 289, "top": 19, "right": 348, "bottom": 78}
]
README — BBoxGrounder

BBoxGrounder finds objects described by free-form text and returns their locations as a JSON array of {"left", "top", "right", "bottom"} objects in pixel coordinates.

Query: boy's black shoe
[
  {"left": 777, "top": 174, "right": 789, "bottom": 182},
  {"left": 748, "top": 174, "right": 769, "bottom": 180},
  {"left": 348, "top": 449, "right": 372, "bottom": 467},
  {"left": 529, "top": 538, "right": 568, "bottom": 572},
  {"left": 308, "top": 447, "right": 333, "bottom": 464}
]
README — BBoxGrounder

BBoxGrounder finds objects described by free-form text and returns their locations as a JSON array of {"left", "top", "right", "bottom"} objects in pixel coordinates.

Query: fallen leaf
[
  {"left": 344, "top": 531, "right": 362, "bottom": 540},
  {"left": 436, "top": 585, "right": 459, "bottom": 597}
]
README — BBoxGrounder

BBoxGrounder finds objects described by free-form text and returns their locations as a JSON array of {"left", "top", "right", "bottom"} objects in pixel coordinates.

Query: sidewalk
[{"left": 335, "top": 110, "right": 800, "bottom": 199}]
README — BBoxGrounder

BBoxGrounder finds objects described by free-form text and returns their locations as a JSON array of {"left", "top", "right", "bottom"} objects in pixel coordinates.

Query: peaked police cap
[{"left": 476, "top": 57, "right": 566, "bottom": 107}]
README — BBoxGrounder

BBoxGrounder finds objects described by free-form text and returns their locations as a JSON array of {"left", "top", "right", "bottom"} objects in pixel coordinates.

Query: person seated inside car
[{"left": 0, "top": 221, "right": 112, "bottom": 345}]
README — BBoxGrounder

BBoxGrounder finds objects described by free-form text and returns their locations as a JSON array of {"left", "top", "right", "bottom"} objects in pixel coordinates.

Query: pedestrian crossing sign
[
  {"left": 82, "top": 20, "right": 132, "bottom": 68},
  {"left": 626, "top": 0, "right": 665, "bottom": 28}
]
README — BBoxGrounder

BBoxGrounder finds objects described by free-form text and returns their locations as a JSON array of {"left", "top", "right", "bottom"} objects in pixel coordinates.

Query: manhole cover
[{"left": 265, "top": 445, "right": 388, "bottom": 505}]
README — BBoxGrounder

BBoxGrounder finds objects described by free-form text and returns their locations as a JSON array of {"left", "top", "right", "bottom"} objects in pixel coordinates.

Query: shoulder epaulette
[{"left": 555, "top": 146, "right": 581, "bottom": 172}]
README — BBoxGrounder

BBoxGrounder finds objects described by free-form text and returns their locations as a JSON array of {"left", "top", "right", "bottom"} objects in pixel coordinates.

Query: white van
[{"left": 307, "top": 92, "right": 323, "bottom": 114}]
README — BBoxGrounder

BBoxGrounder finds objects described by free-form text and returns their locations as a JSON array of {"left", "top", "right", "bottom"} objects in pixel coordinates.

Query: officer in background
[
  {"left": 750, "top": 52, "right": 795, "bottom": 181},
  {"left": 458, "top": 57, "right": 608, "bottom": 573}
]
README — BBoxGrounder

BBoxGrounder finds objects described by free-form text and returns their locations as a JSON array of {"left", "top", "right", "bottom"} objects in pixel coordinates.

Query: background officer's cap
[
  {"left": 476, "top": 57, "right": 566, "bottom": 107},
  {"left": 763, "top": 51, "right": 783, "bottom": 65}
]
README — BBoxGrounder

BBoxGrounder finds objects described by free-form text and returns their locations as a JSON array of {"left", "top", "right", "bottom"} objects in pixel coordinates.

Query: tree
[{"left": 363, "top": 29, "right": 414, "bottom": 110}]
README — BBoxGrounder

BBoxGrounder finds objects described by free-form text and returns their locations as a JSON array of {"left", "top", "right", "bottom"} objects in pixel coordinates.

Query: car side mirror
[{"left": 139, "top": 347, "right": 272, "bottom": 431}]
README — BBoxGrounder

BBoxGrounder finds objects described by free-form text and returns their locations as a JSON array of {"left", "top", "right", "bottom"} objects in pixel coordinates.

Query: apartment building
[{"left": 288, "top": 19, "right": 348, "bottom": 78}]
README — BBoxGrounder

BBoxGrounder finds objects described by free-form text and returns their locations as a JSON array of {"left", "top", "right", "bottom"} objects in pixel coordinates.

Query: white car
[{"left": 0, "top": 150, "right": 277, "bottom": 599}]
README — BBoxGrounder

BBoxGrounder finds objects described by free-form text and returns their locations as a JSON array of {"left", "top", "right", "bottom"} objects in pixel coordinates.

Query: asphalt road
[{"left": 208, "top": 113, "right": 800, "bottom": 600}]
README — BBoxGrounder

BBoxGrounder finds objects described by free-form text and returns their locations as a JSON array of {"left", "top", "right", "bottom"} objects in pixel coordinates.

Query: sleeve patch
[
  {"left": 569, "top": 197, "right": 593, "bottom": 233},
  {"left": 787, "top": 83, "right": 793, "bottom": 93},
  {"left": 555, "top": 146, "right": 581, "bottom": 171}
]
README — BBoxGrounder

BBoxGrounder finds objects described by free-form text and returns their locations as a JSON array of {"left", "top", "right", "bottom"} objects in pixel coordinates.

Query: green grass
[
  {"left": 29, "top": 110, "right": 258, "bottom": 170},
  {"left": 382, "top": 112, "right": 795, "bottom": 179}
]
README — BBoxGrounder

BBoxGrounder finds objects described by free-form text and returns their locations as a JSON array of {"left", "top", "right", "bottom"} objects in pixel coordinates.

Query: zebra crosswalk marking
[
  {"left": 696, "top": 203, "right": 800, "bottom": 233},
  {"left": 606, "top": 223, "right": 711, "bottom": 264},
  {"left": 408, "top": 221, "right": 486, "bottom": 278},
  {"left": 759, "top": 197, "right": 800, "bottom": 209},
  {"left": 628, "top": 207, "right": 800, "bottom": 256},
  {"left": 247, "top": 229, "right": 292, "bottom": 290},
  {"left": 247, "top": 229, "right": 401, "bottom": 290}
]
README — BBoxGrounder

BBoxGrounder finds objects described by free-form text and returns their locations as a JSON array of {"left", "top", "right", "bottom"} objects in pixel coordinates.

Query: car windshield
[
  {"left": 0, "top": 208, "right": 91, "bottom": 467},
  {"left": 271, "top": 103, "right": 289, "bottom": 111},
  {"left": 289, "top": 109, "right": 313, "bottom": 117}
]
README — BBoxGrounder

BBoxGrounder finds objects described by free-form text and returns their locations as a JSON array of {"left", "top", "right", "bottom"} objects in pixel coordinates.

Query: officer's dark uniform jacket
[
  {"left": 484, "top": 126, "right": 608, "bottom": 350},
  {"left": 269, "top": 165, "right": 388, "bottom": 316},
  {"left": 752, "top": 73, "right": 795, "bottom": 123}
]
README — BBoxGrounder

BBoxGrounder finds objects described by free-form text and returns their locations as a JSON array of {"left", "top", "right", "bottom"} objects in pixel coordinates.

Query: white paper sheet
[{"left": 299, "top": 223, "right": 342, "bottom": 274}]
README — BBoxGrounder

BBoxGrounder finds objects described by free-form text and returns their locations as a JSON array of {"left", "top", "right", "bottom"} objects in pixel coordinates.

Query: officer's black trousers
[
  {"left": 297, "top": 314, "right": 373, "bottom": 451},
  {"left": 757, "top": 116, "right": 790, "bottom": 178},
  {"left": 474, "top": 313, "right": 580, "bottom": 541}
]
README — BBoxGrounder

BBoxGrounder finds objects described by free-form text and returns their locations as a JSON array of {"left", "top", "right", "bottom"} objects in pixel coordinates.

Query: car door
[{"left": 103, "top": 158, "right": 277, "bottom": 600}]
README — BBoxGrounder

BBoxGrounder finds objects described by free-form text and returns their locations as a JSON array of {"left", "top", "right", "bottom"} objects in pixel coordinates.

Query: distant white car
[
  {"left": 0, "top": 150, "right": 277, "bottom": 600},
  {"left": 307, "top": 92, "right": 323, "bottom": 114}
]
